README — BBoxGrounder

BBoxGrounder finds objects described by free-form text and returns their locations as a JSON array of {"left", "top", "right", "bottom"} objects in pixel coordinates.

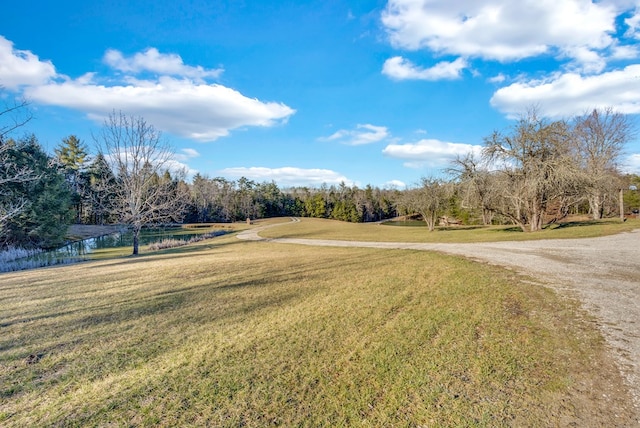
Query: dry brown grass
[{"left": 0, "top": 227, "right": 634, "bottom": 426}]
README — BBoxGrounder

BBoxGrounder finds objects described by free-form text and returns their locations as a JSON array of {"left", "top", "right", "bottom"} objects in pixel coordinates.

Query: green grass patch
[
  {"left": 260, "top": 217, "right": 640, "bottom": 243},
  {"left": 0, "top": 230, "right": 629, "bottom": 426}
]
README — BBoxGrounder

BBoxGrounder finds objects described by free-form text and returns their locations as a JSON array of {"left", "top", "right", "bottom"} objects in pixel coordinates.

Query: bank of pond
[{"left": 0, "top": 225, "right": 227, "bottom": 273}]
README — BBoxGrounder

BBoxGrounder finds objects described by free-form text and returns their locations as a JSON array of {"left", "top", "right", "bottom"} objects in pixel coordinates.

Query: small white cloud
[
  {"left": 490, "top": 64, "right": 640, "bottom": 118},
  {"left": 175, "top": 148, "right": 200, "bottom": 162},
  {"left": 319, "top": 124, "right": 389, "bottom": 145},
  {"left": 104, "top": 48, "right": 223, "bottom": 81},
  {"left": 219, "top": 166, "right": 354, "bottom": 187},
  {"left": 384, "top": 179, "right": 407, "bottom": 189},
  {"left": 166, "top": 159, "right": 199, "bottom": 178},
  {"left": 382, "top": 56, "right": 467, "bottom": 81},
  {"left": 383, "top": 138, "right": 482, "bottom": 168},
  {"left": 622, "top": 153, "right": 640, "bottom": 174},
  {"left": 488, "top": 73, "right": 506, "bottom": 84},
  {"left": 0, "top": 36, "right": 56, "bottom": 89}
]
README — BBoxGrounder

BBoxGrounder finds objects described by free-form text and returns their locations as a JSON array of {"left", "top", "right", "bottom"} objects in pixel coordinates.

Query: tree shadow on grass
[{"left": 551, "top": 220, "right": 617, "bottom": 229}]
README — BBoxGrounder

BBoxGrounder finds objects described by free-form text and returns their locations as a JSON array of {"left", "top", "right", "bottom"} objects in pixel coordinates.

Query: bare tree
[
  {"left": 95, "top": 111, "right": 188, "bottom": 255},
  {"left": 399, "top": 177, "right": 450, "bottom": 232},
  {"left": 0, "top": 96, "right": 32, "bottom": 141},
  {"left": 571, "top": 108, "right": 635, "bottom": 219},
  {"left": 0, "top": 94, "right": 38, "bottom": 233},
  {"left": 482, "top": 108, "right": 581, "bottom": 232},
  {"left": 448, "top": 152, "right": 497, "bottom": 225}
]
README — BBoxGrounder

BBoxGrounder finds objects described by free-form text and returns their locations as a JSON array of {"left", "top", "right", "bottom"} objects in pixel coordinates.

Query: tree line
[{"left": 1, "top": 106, "right": 639, "bottom": 255}]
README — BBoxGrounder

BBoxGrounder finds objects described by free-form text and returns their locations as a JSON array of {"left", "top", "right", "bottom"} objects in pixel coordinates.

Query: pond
[{"left": 1, "top": 227, "right": 220, "bottom": 273}]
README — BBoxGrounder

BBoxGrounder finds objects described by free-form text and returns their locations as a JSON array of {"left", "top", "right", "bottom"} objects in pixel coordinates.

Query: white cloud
[
  {"left": 218, "top": 166, "right": 354, "bottom": 187},
  {"left": 0, "top": 36, "right": 56, "bottom": 89},
  {"left": 25, "top": 73, "right": 295, "bottom": 142},
  {"left": 490, "top": 64, "right": 640, "bottom": 118},
  {"left": 382, "top": 56, "right": 467, "bottom": 80},
  {"left": 104, "top": 48, "right": 223, "bottom": 81},
  {"left": 175, "top": 148, "right": 200, "bottom": 162},
  {"left": 488, "top": 73, "right": 507, "bottom": 84},
  {"left": 320, "top": 124, "right": 389, "bottom": 145},
  {"left": 381, "top": 0, "right": 622, "bottom": 72},
  {"left": 610, "top": 45, "right": 640, "bottom": 59},
  {"left": 166, "top": 159, "right": 199, "bottom": 178},
  {"left": 383, "top": 179, "right": 407, "bottom": 189},
  {"left": 0, "top": 38, "right": 294, "bottom": 142},
  {"left": 103, "top": 147, "right": 198, "bottom": 178},
  {"left": 623, "top": 153, "right": 640, "bottom": 174},
  {"left": 625, "top": 7, "right": 640, "bottom": 38},
  {"left": 383, "top": 138, "right": 482, "bottom": 168}
]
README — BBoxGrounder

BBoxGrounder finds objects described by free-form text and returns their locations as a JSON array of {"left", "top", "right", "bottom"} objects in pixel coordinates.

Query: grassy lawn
[
  {"left": 0, "top": 224, "right": 633, "bottom": 426},
  {"left": 260, "top": 216, "right": 640, "bottom": 243}
]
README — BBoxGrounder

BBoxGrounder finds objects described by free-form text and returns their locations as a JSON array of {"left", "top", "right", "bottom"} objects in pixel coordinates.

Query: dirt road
[{"left": 239, "top": 219, "right": 640, "bottom": 417}]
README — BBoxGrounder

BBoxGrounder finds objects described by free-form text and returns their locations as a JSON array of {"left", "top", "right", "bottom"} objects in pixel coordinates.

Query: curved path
[{"left": 238, "top": 218, "right": 640, "bottom": 414}]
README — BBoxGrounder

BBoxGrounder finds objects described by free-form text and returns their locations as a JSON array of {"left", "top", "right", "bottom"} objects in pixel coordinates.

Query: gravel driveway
[{"left": 239, "top": 220, "right": 640, "bottom": 416}]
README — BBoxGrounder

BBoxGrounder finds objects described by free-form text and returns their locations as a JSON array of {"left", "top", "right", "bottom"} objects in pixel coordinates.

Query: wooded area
[{"left": 1, "top": 104, "right": 639, "bottom": 253}]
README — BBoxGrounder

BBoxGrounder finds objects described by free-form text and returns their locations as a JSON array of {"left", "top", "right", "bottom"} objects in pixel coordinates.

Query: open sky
[{"left": 2, "top": 0, "right": 640, "bottom": 188}]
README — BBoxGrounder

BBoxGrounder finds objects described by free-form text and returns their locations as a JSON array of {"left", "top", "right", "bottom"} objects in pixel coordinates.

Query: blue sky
[{"left": 2, "top": 0, "right": 640, "bottom": 188}]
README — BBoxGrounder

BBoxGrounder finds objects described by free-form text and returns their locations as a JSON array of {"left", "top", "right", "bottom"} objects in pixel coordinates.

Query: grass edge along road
[
  {"left": 0, "top": 221, "right": 637, "bottom": 426},
  {"left": 259, "top": 216, "right": 640, "bottom": 243}
]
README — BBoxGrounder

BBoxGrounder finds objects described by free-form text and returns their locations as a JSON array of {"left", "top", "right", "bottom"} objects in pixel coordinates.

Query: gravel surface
[{"left": 239, "top": 220, "right": 640, "bottom": 418}]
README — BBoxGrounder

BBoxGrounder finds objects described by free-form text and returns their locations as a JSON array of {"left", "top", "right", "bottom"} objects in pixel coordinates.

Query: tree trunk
[
  {"left": 620, "top": 188, "right": 625, "bottom": 222},
  {"left": 589, "top": 195, "right": 603, "bottom": 220},
  {"left": 132, "top": 227, "right": 140, "bottom": 255}
]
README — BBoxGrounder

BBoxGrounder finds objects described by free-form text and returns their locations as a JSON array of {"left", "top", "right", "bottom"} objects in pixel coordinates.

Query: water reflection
[{"left": 2, "top": 228, "right": 211, "bottom": 273}]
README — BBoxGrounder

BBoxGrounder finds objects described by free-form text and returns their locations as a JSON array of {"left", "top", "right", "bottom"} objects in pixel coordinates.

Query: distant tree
[
  {"left": 448, "top": 153, "right": 497, "bottom": 225},
  {"left": 399, "top": 178, "right": 450, "bottom": 232},
  {"left": 0, "top": 94, "right": 38, "bottom": 233},
  {"left": 236, "top": 177, "right": 258, "bottom": 220},
  {"left": 256, "top": 181, "right": 285, "bottom": 218},
  {"left": 305, "top": 193, "right": 327, "bottom": 218},
  {"left": 623, "top": 174, "right": 640, "bottom": 215},
  {"left": 85, "top": 153, "right": 118, "bottom": 224},
  {"left": 571, "top": 108, "right": 635, "bottom": 219},
  {"left": 1, "top": 135, "right": 72, "bottom": 248},
  {"left": 482, "top": 109, "right": 580, "bottom": 232},
  {"left": 55, "top": 135, "right": 89, "bottom": 223},
  {"left": 95, "top": 111, "right": 187, "bottom": 255}
]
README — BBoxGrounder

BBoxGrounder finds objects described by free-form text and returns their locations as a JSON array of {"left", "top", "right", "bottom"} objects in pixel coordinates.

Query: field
[
  {"left": 261, "top": 216, "right": 640, "bottom": 243},
  {"left": 0, "top": 218, "right": 636, "bottom": 426}
]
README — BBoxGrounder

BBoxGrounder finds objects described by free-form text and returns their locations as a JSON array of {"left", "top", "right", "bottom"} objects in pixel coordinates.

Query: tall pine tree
[{"left": 55, "top": 135, "right": 88, "bottom": 223}]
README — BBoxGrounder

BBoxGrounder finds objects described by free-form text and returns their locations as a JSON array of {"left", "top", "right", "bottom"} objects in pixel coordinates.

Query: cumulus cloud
[
  {"left": 625, "top": 7, "right": 640, "bottom": 39},
  {"left": 383, "top": 138, "right": 482, "bottom": 168},
  {"left": 0, "top": 36, "right": 56, "bottom": 89},
  {"left": 320, "top": 124, "right": 389, "bottom": 145},
  {"left": 490, "top": 64, "right": 640, "bottom": 118},
  {"left": 104, "top": 48, "right": 223, "bottom": 81},
  {"left": 26, "top": 76, "right": 295, "bottom": 141},
  {"left": 382, "top": 56, "right": 467, "bottom": 80},
  {"left": 0, "top": 37, "right": 294, "bottom": 142},
  {"left": 218, "top": 166, "right": 354, "bottom": 187},
  {"left": 165, "top": 159, "right": 199, "bottom": 178},
  {"left": 381, "top": 0, "right": 622, "bottom": 72}
]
